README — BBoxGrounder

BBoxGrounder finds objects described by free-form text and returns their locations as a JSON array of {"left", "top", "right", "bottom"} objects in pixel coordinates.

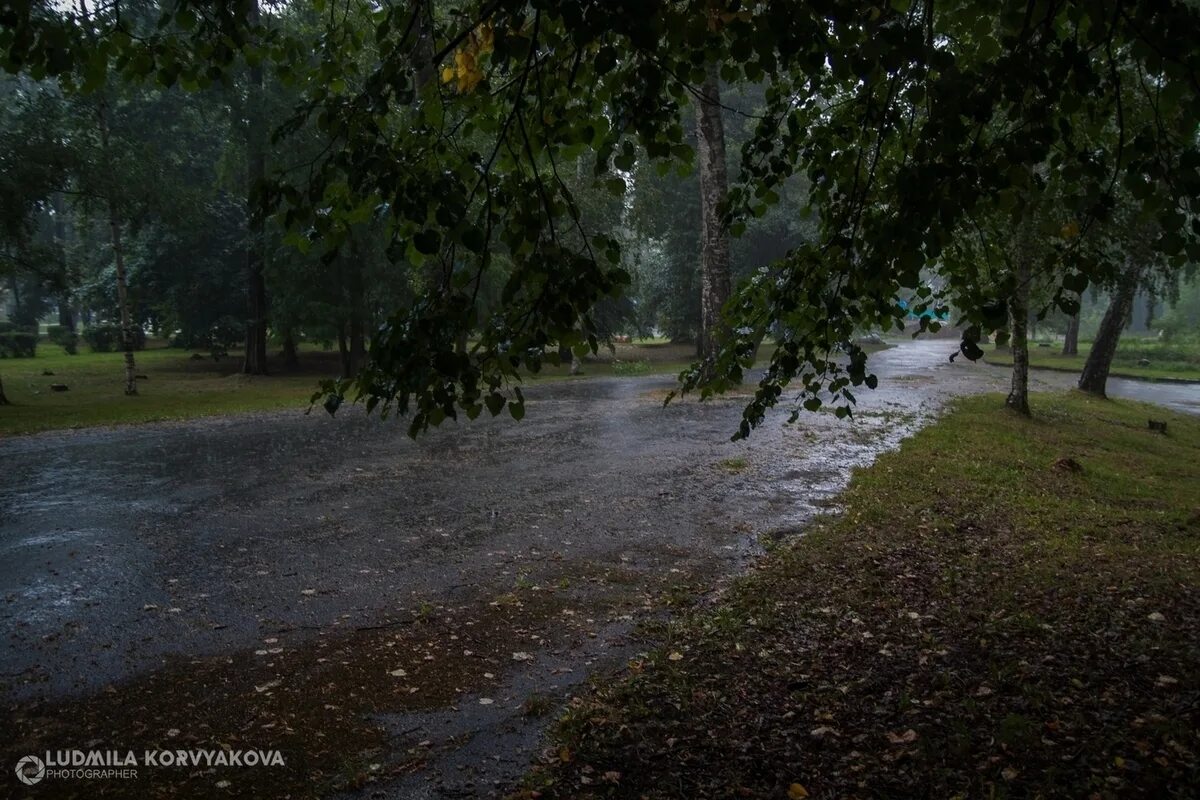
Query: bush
[
  {"left": 46, "top": 325, "right": 80, "bottom": 355},
  {"left": 83, "top": 325, "right": 118, "bottom": 352},
  {"left": 612, "top": 359, "right": 652, "bottom": 375},
  {"left": 202, "top": 315, "right": 243, "bottom": 359},
  {"left": 83, "top": 324, "right": 145, "bottom": 353},
  {"left": 0, "top": 331, "right": 37, "bottom": 358}
]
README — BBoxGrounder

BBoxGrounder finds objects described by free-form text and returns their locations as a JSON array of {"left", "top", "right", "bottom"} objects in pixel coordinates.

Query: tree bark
[
  {"left": 344, "top": 245, "right": 367, "bottom": 377},
  {"left": 0, "top": 373, "right": 9, "bottom": 405},
  {"left": 337, "top": 322, "right": 352, "bottom": 379},
  {"left": 57, "top": 301, "right": 74, "bottom": 330},
  {"left": 694, "top": 60, "right": 731, "bottom": 368},
  {"left": 348, "top": 318, "right": 365, "bottom": 376},
  {"left": 558, "top": 342, "right": 578, "bottom": 375},
  {"left": 1062, "top": 312, "right": 1079, "bottom": 356},
  {"left": 7, "top": 274, "right": 21, "bottom": 322},
  {"left": 96, "top": 93, "right": 138, "bottom": 396},
  {"left": 242, "top": 0, "right": 270, "bottom": 375},
  {"left": 1005, "top": 253, "right": 1031, "bottom": 416},
  {"left": 281, "top": 329, "right": 299, "bottom": 369},
  {"left": 1078, "top": 265, "right": 1139, "bottom": 397},
  {"left": 413, "top": 2, "right": 436, "bottom": 89},
  {"left": 53, "top": 193, "right": 74, "bottom": 331}
]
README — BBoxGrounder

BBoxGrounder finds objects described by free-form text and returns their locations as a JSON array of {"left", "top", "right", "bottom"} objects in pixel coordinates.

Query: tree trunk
[
  {"left": 413, "top": 3, "right": 436, "bottom": 89},
  {"left": 348, "top": 318, "right": 365, "bottom": 376},
  {"left": 411, "top": 6, "right": 450, "bottom": 300},
  {"left": 58, "top": 301, "right": 74, "bottom": 330},
  {"left": 694, "top": 60, "right": 731, "bottom": 369},
  {"left": 558, "top": 342, "right": 577, "bottom": 374},
  {"left": 0, "top": 373, "right": 9, "bottom": 405},
  {"left": 96, "top": 93, "right": 138, "bottom": 396},
  {"left": 1062, "top": 312, "right": 1079, "bottom": 356},
  {"left": 1005, "top": 255, "right": 1031, "bottom": 416},
  {"left": 337, "top": 322, "right": 351, "bottom": 379},
  {"left": 281, "top": 330, "right": 299, "bottom": 369},
  {"left": 1078, "top": 265, "right": 1139, "bottom": 397},
  {"left": 242, "top": 0, "right": 270, "bottom": 375},
  {"left": 53, "top": 193, "right": 74, "bottom": 331},
  {"left": 344, "top": 246, "right": 367, "bottom": 377},
  {"left": 8, "top": 274, "right": 21, "bottom": 321}
]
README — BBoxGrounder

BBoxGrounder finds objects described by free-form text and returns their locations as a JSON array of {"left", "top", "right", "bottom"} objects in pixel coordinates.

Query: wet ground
[{"left": 2, "top": 340, "right": 1197, "bottom": 798}]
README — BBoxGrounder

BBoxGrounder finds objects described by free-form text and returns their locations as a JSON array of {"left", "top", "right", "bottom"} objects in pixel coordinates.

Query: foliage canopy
[{"left": 4, "top": 0, "right": 1199, "bottom": 437}]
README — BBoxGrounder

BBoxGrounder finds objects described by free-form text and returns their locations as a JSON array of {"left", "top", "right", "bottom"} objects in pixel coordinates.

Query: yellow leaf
[
  {"left": 441, "top": 66, "right": 456, "bottom": 84},
  {"left": 788, "top": 783, "right": 810, "bottom": 799},
  {"left": 1060, "top": 220, "right": 1080, "bottom": 239}
]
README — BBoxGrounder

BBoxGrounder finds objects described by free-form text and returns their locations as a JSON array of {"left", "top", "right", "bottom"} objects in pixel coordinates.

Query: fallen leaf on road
[{"left": 886, "top": 729, "right": 919, "bottom": 744}]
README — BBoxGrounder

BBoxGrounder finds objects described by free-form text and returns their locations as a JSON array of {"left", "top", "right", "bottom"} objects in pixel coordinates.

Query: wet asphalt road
[
  {"left": 1, "top": 340, "right": 1196, "bottom": 722},
  {"left": 2, "top": 340, "right": 1197, "bottom": 704}
]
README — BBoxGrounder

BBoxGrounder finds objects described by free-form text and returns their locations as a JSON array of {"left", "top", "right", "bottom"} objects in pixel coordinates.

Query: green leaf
[
  {"left": 414, "top": 229, "right": 441, "bottom": 255},
  {"left": 484, "top": 392, "right": 505, "bottom": 416}
]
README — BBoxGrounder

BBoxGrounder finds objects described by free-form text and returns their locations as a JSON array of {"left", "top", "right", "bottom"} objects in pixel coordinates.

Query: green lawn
[
  {"left": 0, "top": 339, "right": 704, "bottom": 435},
  {"left": 0, "top": 344, "right": 331, "bottom": 436},
  {"left": 0, "top": 336, "right": 893, "bottom": 436},
  {"left": 532, "top": 392, "right": 1200, "bottom": 798},
  {"left": 984, "top": 339, "right": 1200, "bottom": 382}
]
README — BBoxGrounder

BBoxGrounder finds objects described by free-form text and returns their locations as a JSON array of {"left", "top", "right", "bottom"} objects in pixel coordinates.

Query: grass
[
  {"left": 983, "top": 338, "right": 1200, "bottom": 382},
  {"left": 0, "top": 339, "right": 697, "bottom": 436},
  {"left": 0, "top": 335, "right": 895, "bottom": 436},
  {"left": 529, "top": 392, "right": 1200, "bottom": 798},
  {"left": 0, "top": 342, "right": 333, "bottom": 436}
]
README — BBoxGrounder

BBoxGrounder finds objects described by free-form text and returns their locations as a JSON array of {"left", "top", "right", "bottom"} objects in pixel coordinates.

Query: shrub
[
  {"left": 83, "top": 324, "right": 145, "bottom": 353},
  {"left": 83, "top": 325, "right": 119, "bottom": 352},
  {"left": 612, "top": 359, "right": 652, "bottom": 375},
  {"left": 202, "top": 315, "right": 243, "bottom": 359},
  {"left": 46, "top": 325, "right": 80, "bottom": 355},
  {"left": 0, "top": 331, "right": 37, "bottom": 358}
]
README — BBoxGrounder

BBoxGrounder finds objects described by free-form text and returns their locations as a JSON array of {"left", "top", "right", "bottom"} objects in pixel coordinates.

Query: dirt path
[{"left": 2, "top": 341, "right": 1194, "bottom": 798}]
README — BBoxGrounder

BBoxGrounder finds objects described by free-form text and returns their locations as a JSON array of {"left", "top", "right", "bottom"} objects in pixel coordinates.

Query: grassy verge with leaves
[
  {"left": 983, "top": 340, "right": 1200, "bottom": 382},
  {"left": 528, "top": 392, "right": 1200, "bottom": 799}
]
